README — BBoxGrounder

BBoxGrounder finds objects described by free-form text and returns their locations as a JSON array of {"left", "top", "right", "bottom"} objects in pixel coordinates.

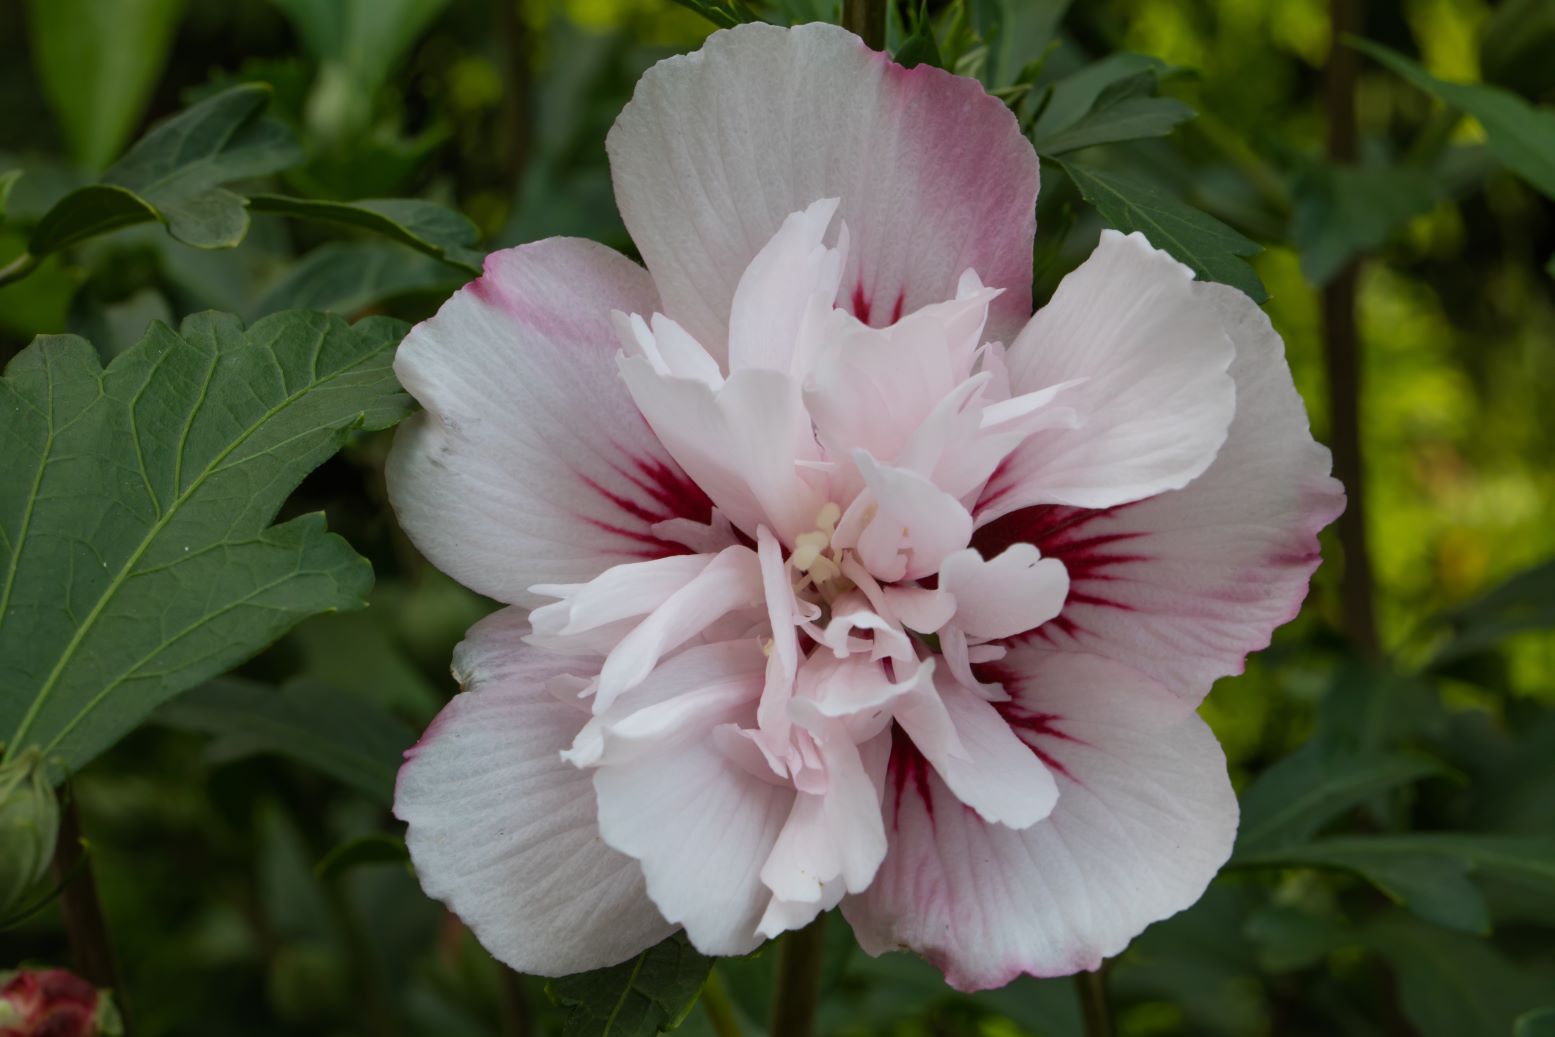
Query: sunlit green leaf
[
  {"left": 158, "top": 676, "right": 414, "bottom": 805},
  {"left": 1353, "top": 39, "right": 1555, "bottom": 199},
  {"left": 550, "top": 933, "right": 714, "bottom": 1037},
  {"left": 0, "top": 310, "right": 410, "bottom": 778},
  {"left": 26, "top": 0, "right": 184, "bottom": 170},
  {"left": 246, "top": 195, "right": 483, "bottom": 273},
  {"left": 1057, "top": 156, "right": 1267, "bottom": 301}
]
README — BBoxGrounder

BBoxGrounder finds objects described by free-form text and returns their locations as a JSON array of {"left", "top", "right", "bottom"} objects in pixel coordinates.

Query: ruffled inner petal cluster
[
  {"left": 517, "top": 197, "right": 1237, "bottom": 952},
  {"left": 389, "top": 20, "right": 1344, "bottom": 992}
]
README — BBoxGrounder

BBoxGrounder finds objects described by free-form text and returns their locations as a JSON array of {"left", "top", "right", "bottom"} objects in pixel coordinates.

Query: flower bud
[
  {"left": 0, "top": 968, "right": 118, "bottom": 1037},
  {"left": 0, "top": 749, "right": 58, "bottom": 921}
]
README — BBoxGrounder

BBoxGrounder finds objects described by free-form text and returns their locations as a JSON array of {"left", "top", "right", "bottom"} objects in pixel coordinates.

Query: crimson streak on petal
[{"left": 577, "top": 450, "right": 716, "bottom": 560}]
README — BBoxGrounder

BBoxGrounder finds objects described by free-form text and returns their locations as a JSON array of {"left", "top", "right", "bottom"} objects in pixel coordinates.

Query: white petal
[
  {"left": 607, "top": 22, "right": 1039, "bottom": 359},
  {"left": 595, "top": 546, "right": 764, "bottom": 710},
  {"left": 394, "top": 608, "right": 672, "bottom": 975},
  {"left": 389, "top": 240, "right": 707, "bottom": 607},
  {"left": 974, "top": 283, "right": 1345, "bottom": 700},
  {"left": 728, "top": 198, "right": 847, "bottom": 375},
  {"left": 844, "top": 650, "right": 1237, "bottom": 991},
  {"left": 619, "top": 359, "right": 825, "bottom": 544},
  {"left": 895, "top": 674, "right": 1058, "bottom": 830},
  {"left": 983, "top": 230, "right": 1237, "bottom": 519},
  {"left": 594, "top": 698, "right": 794, "bottom": 955},
  {"left": 939, "top": 544, "right": 1070, "bottom": 641},
  {"left": 835, "top": 453, "right": 974, "bottom": 582}
]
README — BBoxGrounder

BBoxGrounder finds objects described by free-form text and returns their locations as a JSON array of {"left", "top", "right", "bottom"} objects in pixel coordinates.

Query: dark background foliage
[{"left": 1, "top": 0, "right": 1552, "bottom": 1035}]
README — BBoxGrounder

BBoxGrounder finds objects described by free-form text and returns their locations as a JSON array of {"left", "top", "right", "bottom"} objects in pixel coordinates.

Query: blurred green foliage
[{"left": 0, "top": 0, "right": 1552, "bottom": 1035}]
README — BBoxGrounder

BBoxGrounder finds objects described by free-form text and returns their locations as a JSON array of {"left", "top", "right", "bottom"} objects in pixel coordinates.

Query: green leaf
[
  {"left": 1290, "top": 164, "right": 1439, "bottom": 283},
  {"left": 253, "top": 242, "right": 460, "bottom": 318},
  {"left": 1234, "top": 834, "right": 1555, "bottom": 934},
  {"left": 1234, "top": 745, "right": 1447, "bottom": 854},
  {"left": 246, "top": 195, "right": 483, "bottom": 273},
  {"left": 29, "top": 84, "right": 301, "bottom": 257},
  {"left": 1035, "top": 94, "right": 1194, "bottom": 155},
  {"left": 314, "top": 832, "right": 409, "bottom": 881},
  {"left": 1030, "top": 54, "right": 1174, "bottom": 143},
  {"left": 664, "top": 0, "right": 758, "bottom": 29},
  {"left": 1056, "top": 157, "right": 1268, "bottom": 301},
  {"left": 28, "top": 184, "right": 162, "bottom": 256},
  {"left": 157, "top": 676, "right": 414, "bottom": 805},
  {"left": 1516, "top": 1008, "right": 1555, "bottom": 1037},
  {"left": 894, "top": 3, "right": 944, "bottom": 71},
  {"left": 550, "top": 933, "right": 714, "bottom": 1037},
  {"left": 26, "top": 0, "right": 184, "bottom": 170},
  {"left": 1429, "top": 557, "right": 1555, "bottom": 664},
  {"left": 1352, "top": 39, "right": 1555, "bottom": 200},
  {"left": 970, "top": 0, "right": 1072, "bottom": 89},
  {"left": 0, "top": 172, "right": 21, "bottom": 222},
  {"left": 1366, "top": 913, "right": 1551, "bottom": 1037},
  {"left": 0, "top": 310, "right": 411, "bottom": 778}
]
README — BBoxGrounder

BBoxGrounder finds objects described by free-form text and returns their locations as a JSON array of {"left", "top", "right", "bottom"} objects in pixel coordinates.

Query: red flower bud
[{"left": 0, "top": 969, "right": 114, "bottom": 1037}]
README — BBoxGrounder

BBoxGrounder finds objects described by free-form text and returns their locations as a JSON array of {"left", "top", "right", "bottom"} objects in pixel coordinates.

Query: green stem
[
  {"left": 843, "top": 0, "right": 886, "bottom": 51},
  {"left": 700, "top": 969, "right": 743, "bottom": 1037},
  {"left": 0, "top": 251, "right": 37, "bottom": 288},
  {"left": 1078, "top": 967, "right": 1114, "bottom": 1037},
  {"left": 769, "top": 914, "right": 827, "bottom": 1037}
]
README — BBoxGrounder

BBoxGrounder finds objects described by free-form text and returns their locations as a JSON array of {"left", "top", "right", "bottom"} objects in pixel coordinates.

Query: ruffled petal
[
  {"left": 975, "top": 283, "right": 1345, "bottom": 700},
  {"left": 388, "top": 240, "right": 709, "bottom": 607},
  {"left": 939, "top": 544, "right": 1070, "bottom": 641},
  {"left": 980, "top": 231, "right": 1237, "bottom": 520},
  {"left": 843, "top": 650, "right": 1237, "bottom": 991},
  {"left": 618, "top": 359, "right": 825, "bottom": 544},
  {"left": 394, "top": 609, "right": 672, "bottom": 975},
  {"left": 592, "top": 649, "right": 793, "bottom": 956},
  {"left": 607, "top": 22, "right": 1039, "bottom": 360},
  {"left": 895, "top": 674, "right": 1058, "bottom": 830}
]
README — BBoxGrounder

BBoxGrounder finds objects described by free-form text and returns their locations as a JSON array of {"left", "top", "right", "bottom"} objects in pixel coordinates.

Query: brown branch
[
  {"left": 1322, "top": 0, "right": 1380, "bottom": 655},
  {"left": 50, "top": 791, "right": 128, "bottom": 1031},
  {"left": 843, "top": 0, "right": 886, "bottom": 51},
  {"left": 1077, "top": 966, "right": 1115, "bottom": 1037},
  {"left": 769, "top": 914, "right": 827, "bottom": 1037}
]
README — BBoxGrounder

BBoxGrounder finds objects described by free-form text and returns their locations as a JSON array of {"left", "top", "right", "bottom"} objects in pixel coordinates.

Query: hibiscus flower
[{"left": 388, "top": 22, "right": 1343, "bottom": 991}]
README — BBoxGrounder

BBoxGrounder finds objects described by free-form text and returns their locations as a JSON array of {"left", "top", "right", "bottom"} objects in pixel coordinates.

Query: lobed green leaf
[{"left": 0, "top": 309, "right": 411, "bottom": 778}]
